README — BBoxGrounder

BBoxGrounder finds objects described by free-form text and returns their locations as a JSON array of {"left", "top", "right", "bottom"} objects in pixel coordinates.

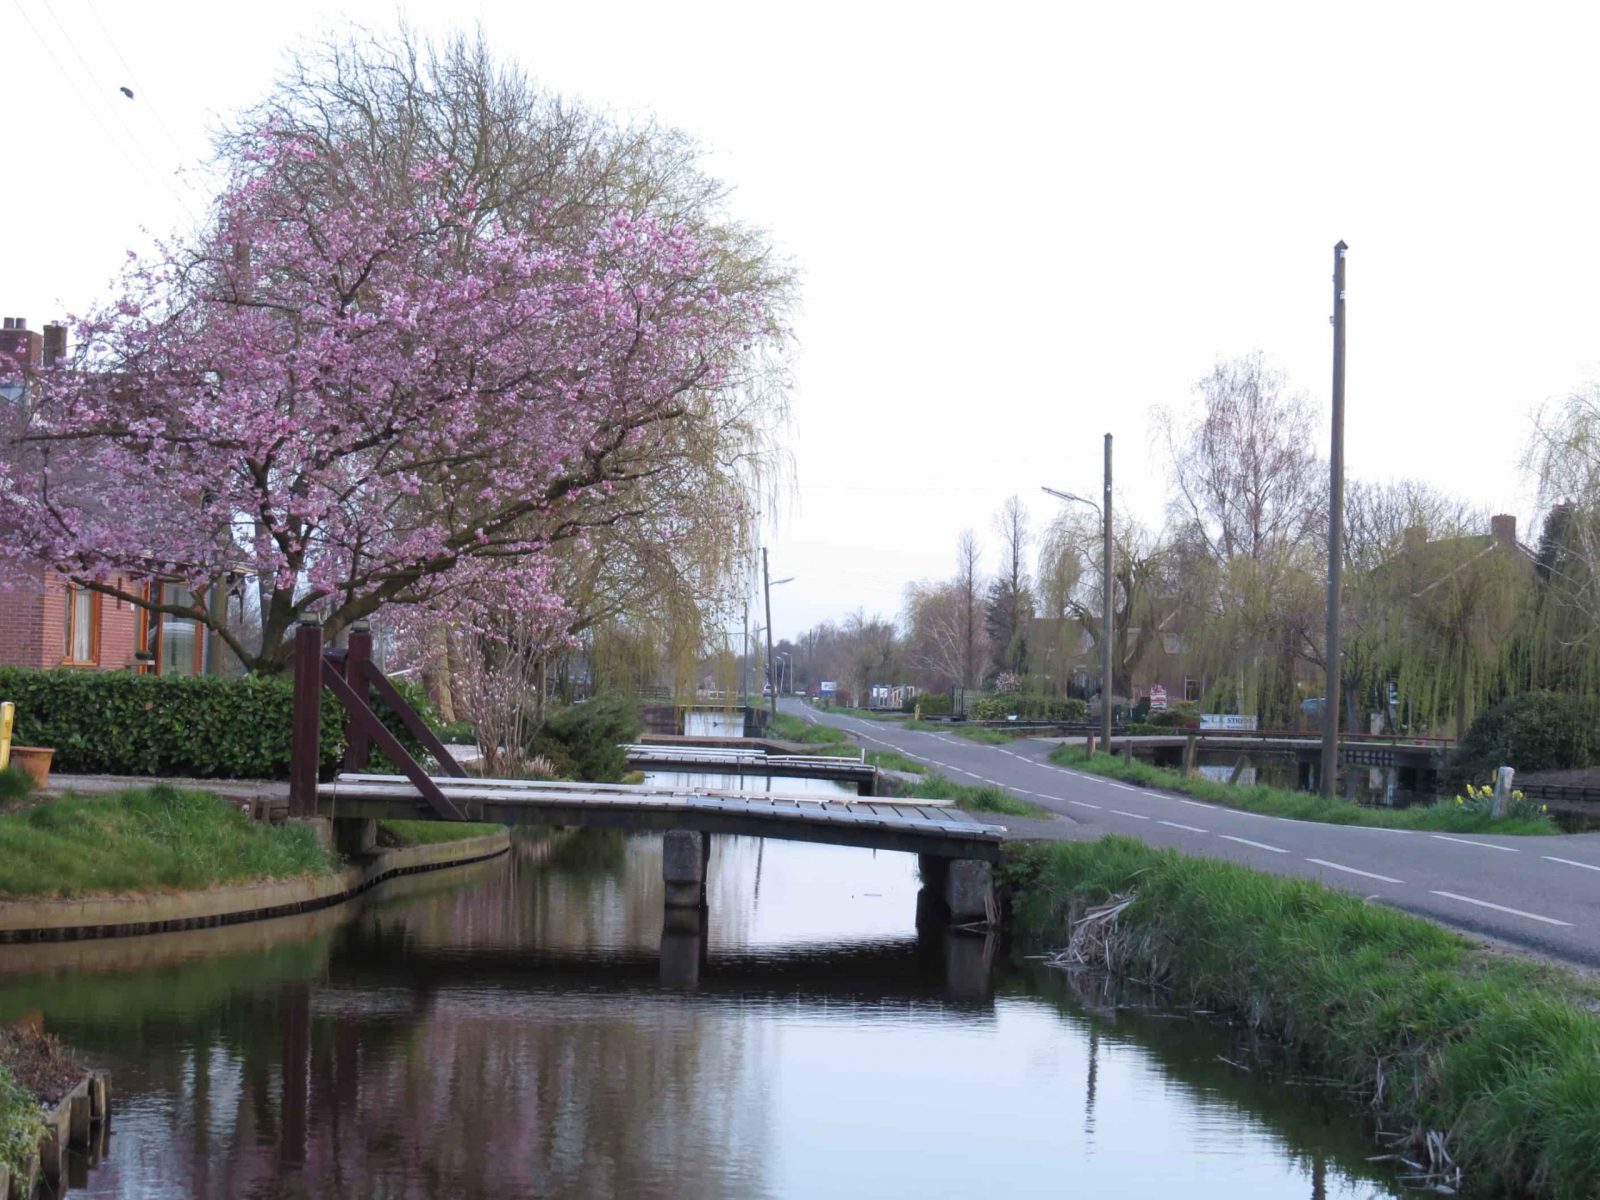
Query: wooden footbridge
[
  {"left": 622, "top": 743, "right": 881, "bottom": 792},
  {"left": 287, "top": 620, "right": 1003, "bottom": 920}
]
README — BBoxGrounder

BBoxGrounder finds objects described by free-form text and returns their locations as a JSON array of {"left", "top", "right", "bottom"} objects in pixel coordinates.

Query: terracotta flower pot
[{"left": 8, "top": 746, "right": 53, "bottom": 788}]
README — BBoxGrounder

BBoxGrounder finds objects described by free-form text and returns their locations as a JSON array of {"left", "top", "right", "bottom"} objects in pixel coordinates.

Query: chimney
[
  {"left": 1491, "top": 514, "right": 1517, "bottom": 545},
  {"left": 1, "top": 319, "right": 11, "bottom": 330},
  {"left": 42, "top": 323, "right": 66, "bottom": 367}
]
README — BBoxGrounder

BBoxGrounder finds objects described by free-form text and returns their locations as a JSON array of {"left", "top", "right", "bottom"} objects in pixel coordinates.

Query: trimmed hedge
[
  {"left": 969, "top": 694, "right": 1088, "bottom": 722},
  {"left": 0, "top": 667, "right": 433, "bottom": 780}
]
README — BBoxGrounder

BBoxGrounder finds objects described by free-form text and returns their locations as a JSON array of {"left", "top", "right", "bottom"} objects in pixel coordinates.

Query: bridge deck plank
[{"left": 318, "top": 775, "right": 1004, "bottom": 860}]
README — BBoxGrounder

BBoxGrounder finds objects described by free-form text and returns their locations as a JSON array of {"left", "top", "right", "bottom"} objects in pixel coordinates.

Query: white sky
[{"left": 9, "top": 0, "right": 1600, "bottom": 642}]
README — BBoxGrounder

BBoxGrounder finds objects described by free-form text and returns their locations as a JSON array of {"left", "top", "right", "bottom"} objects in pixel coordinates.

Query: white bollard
[{"left": 1491, "top": 765, "right": 1515, "bottom": 819}]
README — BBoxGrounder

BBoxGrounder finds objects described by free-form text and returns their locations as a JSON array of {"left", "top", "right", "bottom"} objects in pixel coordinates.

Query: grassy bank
[
  {"left": 1049, "top": 745, "right": 1556, "bottom": 834},
  {"left": 0, "top": 787, "right": 335, "bottom": 899},
  {"left": 765, "top": 712, "right": 925, "bottom": 774},
  {"left": 899, "top": 774, "right": 1048, "bottom": 818},
  {"left": 1007, "top": 837, "right": 1600, "bottom": 1196},
  {"left": 378, "top": 820, "right": 506, "bottom": 847}
]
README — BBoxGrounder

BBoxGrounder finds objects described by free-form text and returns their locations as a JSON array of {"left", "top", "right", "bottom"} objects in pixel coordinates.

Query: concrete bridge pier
[
  {"left": 917, "top": 855, "right": 996, "bottom": 926},
  {"left": 663, "top": 830, "right": 711, "bottom": 909},
  {"left": 660, "top": 903, "right": 707, "bottom": 989}
]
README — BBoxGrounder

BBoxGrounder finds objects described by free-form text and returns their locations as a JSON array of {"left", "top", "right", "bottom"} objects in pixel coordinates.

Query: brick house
[{"left": 0, "top": 316, "right": 211, "bottom": 675}]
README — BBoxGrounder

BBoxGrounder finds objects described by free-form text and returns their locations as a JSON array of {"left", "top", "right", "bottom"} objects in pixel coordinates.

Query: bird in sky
[{"left": 119, "top": 86, "right": 133, "bottom": 99}]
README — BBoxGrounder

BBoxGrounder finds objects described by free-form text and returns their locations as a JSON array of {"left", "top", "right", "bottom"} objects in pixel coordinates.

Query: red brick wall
[
  {"left": 0, "top": 564, "right": 48, "bottom": 668},
  {"left": 0, "top": 567, "right": 143, "bottom": 671}
]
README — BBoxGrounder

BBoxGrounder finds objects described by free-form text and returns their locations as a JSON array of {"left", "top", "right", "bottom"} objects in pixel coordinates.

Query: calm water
[{"left": 1, "top": 833, "right": 1401, "bottom": 1199}]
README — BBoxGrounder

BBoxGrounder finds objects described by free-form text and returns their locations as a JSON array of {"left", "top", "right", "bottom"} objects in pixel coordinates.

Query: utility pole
[
  {"left": 1321, "top": 241, "right": 1348, "bottom": 799},
  {"left": 742, "top": 599, "right": 749, "bottom": 707},
  {"left": 763, "top": 548, "right": 778, "bottom": 719},
  {"left": 1101, "top": 433, "right": 1114, "bottom": 750}
]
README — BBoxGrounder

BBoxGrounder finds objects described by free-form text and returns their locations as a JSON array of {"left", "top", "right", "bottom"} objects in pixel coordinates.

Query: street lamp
[
  {"left": 1043, "top": 432, "right": 1114, "bottom": 750},
  {"left": 761, "top": 547, "right": 794, "bottom": 718}
]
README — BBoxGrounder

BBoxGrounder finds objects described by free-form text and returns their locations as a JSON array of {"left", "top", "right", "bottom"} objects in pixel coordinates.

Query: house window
[
  {"left": 62, "top": 586, "right": 99, "bottom": 666},
  {"left": 1183, "top": 677, "right": 1200, "bottom": 702},
  {"left": 1163, "top": 633, "right": 1184, "bottom": 655},
  {"left": 139, "top": 583, "right": 205, "bottom": 676}
]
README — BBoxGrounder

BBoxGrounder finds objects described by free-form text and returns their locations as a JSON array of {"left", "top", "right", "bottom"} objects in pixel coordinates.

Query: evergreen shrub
[
  {"left": 530, "top": 694, "right": 642, "bottom": 783},
  {"left": 0, "top": 666, "right": 432, "bottom": 779},
  {"left": 1449, "top": 690, "right": 1600, "bottom": 785}
]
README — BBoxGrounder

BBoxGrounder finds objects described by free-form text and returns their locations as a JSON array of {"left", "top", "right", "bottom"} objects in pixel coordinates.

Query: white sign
[
  {"left": 820, "top": 680, "right": 837, "bottom": 694},
  {"left": 1148, "top": 685, "right": 1168, "bottom": 711},
  {"left": 1200, "top": 713, "right": 1258, "bottom": 731}
]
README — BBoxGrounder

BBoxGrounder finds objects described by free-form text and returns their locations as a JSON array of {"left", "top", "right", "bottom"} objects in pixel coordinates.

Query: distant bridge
[{"left": 622, "top": 743, "right": 880, "bottom": 792}]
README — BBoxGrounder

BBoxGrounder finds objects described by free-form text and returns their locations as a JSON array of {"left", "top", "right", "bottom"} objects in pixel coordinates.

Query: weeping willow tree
[
  {"left": 1517, "top": 387, "right": 1600, "bottom": 698},
  {"left": 1157, "top": 352, "right": 1327, "bottom": 726}
]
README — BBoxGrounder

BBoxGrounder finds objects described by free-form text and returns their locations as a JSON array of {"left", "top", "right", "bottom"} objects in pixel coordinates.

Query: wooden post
[
  {"left": 343, "top": 624, "right": 373, "bottom": 774},
  {"left": 1492, "top": 765, "right": 1515, "bottom": 819},
  {"left": 290, "top": 619, "right": 323, "bottom": 817},
  {"left": 1121, "top": 740, "right": 1134, "bottom": 764},
  {"left": 1228, "top": 754, "right": 1252, "bottom": 786},
  {"left": 1085, "top": 733, "right": 1096, "bottom": 759},
  {"left": 1182, "top": 734, "right": 1198, "bottom": 778}
]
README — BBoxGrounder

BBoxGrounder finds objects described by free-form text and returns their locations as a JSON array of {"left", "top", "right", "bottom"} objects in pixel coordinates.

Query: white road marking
[
  {"left": 1159, "top": 820, "right": 1208, "bottom": 833},
  {"left": 1110, "top": 809, "right": 1150, "bottom": 820},
  {"left": 1429, "top": 890, "right": 1572, "bottom": 927},
  {"left": 1218, "top": 835, "right": 1288, "bottom": 854},
  {"left": 1108, "top": 782, "right": 1140, "bottom": 793},
  {"left": 1142, "top": 791, "right": 1168, "bottom": 800},
  {"left": 1176, "top": 799, "right": 1211, "bottom": 809},
  {"left": 1066, "top": 799, "right": 1101, "bottom": 810},
  {"left": 1431, "top": 835, "right": 1518, "bottom": 853},
  {"left": 1305, "top": 858, "right": 1404, "bottom": 884},
  {"left": 982, "top": 779, "right": 1002, "bottom": 786},
  {"left": 1543, "top": 855, "right": 1600, "bottom": 873}
]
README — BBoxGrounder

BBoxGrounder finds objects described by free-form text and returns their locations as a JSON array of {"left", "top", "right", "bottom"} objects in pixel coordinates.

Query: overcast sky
[{"left": 9, "top": 1, "right": 1599, "bottom": 642}]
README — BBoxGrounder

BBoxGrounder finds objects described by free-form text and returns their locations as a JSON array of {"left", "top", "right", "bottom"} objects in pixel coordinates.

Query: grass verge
[
  {"left": 378, "top": 820, "right": 506, "bottom": 847},
  {"left": 766, "top": 712, "right": 851, "bottom": 746},
  {"left": 0, "top": 787, "right": 335, "bottom": 899},
  {"left": 900, "top": 774, "right": 1048, "bottom": 818},
  {"left": 866, "top": 749, "right": 926, "bottom": 775},
  {"left": 1049, "top": 746, "right": 1556, "bottom": 834},
  {"left": 1006, "top": 836, "right": 1600, "bottom": 1196}
]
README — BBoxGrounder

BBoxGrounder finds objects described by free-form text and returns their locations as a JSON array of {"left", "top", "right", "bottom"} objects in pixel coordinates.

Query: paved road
[{"left": 785, "top": 700, "right": 1600, "bottom": 970}]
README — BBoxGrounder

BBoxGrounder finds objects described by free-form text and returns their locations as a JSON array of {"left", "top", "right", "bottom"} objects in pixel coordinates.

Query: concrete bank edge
[{"left": 0, "top": 830, "right": 510, "bottom": 942}]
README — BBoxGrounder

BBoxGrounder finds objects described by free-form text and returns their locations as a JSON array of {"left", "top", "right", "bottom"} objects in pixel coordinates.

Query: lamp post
[
  {"left": 1043, "top": 432, "right": 1115, "bottom": 749},
  {"left": 761, "top": 548, "right": 794, "bottom": 719}
]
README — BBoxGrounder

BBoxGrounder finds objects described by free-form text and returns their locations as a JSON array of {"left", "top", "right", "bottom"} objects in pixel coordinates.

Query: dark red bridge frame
[{"left": 289, "top": 618, "right": 467, "bottom": 821}]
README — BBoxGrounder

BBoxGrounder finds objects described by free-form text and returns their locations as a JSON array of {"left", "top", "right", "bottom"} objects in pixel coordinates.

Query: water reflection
[{"left": 0, "top": 834, "right": 1399, "bottom": 1199}]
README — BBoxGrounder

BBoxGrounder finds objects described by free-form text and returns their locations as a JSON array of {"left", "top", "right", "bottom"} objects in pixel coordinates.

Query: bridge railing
[{"left": 290, "top": 618, "right": 468, "bottom": 821}]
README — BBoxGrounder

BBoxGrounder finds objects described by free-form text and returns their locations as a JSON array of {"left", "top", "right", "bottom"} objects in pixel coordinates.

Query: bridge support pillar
[
  {"left": 663, "top": 830, "right": 709, "bottom": 908},
  {"left": 334, "top": 817, "right": 377, "bottom": 857},
  {"left": 917, "top": 855, "right": 995, "bottom": 925},
  {"left": 660, "top": 903, "right": 707, "bottom": 988}
]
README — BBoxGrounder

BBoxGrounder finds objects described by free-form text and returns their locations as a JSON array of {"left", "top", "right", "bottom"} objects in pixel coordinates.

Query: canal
[{"left": 1, "top": 832, "right": 1403, "bottom": 1198}]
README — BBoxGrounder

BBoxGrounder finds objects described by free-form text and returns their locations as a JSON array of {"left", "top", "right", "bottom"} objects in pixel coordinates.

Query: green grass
[
  {"left": 1007, "top": 836, "right": 1600, "bottom": 1197},
  {"left": 901, "top": 773, "right": 1048, "bottom": 818},
  {"left": 0, "top": 787, "right": 336, "bottom": 899},
  {"left": 766, "top": 712, "right": 851, "bottom": 746},
  {"left": 948, "top": 725, "right": 1021, "bottom": 744},
  {"left": 0, "top": 1062, "right": 43, "bottom": 1175},
  {"left": 828, "top": 706, "right": 905, "bottom": 722},
  {"left": 1049, "top": 745, "right": 1556, "bottom": 834},
  {"left": 0, "top": 766, "right": 34, "bottom": 807},
  {"left": 378, "top": 820, "right": 505, "bottom": 847},
  {"left": 866, "top": 749, "right": 926, "bottom": 775}
]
